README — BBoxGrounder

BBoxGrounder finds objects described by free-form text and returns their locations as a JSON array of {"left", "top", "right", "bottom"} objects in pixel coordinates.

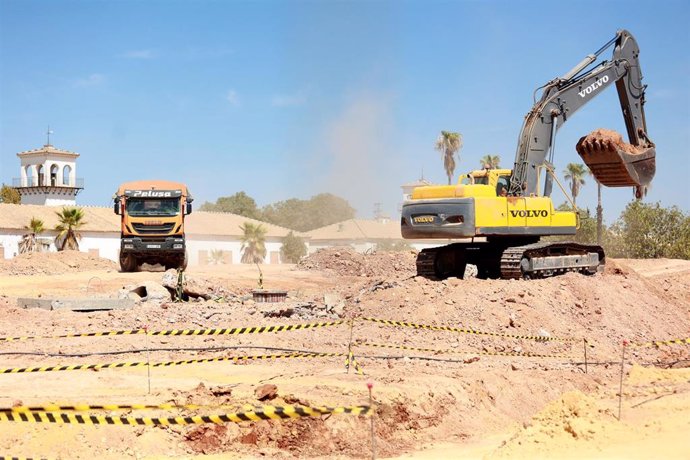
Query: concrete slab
[{"left": 17, "top": 297, "right": 135, "bottom": 311}]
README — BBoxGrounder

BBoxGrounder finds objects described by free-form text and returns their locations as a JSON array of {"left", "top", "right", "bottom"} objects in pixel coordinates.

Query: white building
[
  {"left": 14, "top": 143, "right": 83, "bottom": 206},
  {"left": 0, "top": 203, "right": 303, "bottom": 265}
]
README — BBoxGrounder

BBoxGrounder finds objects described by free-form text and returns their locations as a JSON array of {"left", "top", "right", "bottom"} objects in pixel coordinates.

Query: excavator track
[
  {"left": 499, "top": 246, "right": 526, "bottom": 279},
  {"left": 500, "top": 241, "right": 604, "bottom": 279},
  {"left": 416, "top": 248, "right": 440, "bottom": 280},
  {"left": 416, "top": 241, "right": 604, "bottom": 280},
  {"left": 415, "top": 244, "right": 468, "bottom": 280}
]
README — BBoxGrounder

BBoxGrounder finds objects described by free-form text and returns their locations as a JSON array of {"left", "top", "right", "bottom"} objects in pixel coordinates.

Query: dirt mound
[
  {"left": 578, "top": 128, "right": 645, "bottom": 155},
  {"left": 298, "top": 247, "right": 417, "bottom": 278},
  {"left": 0, "top": 250, "right": 117, "bottom": 276}
]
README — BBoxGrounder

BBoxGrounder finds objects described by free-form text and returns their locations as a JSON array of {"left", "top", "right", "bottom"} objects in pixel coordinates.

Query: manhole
[{"left": 252, "top": 290, "right": 288, "bottom": 303}]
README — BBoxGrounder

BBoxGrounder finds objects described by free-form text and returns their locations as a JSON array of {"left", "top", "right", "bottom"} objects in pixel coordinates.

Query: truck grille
[{"left": 132, "top": 223, "right": 176, "bottom": 234}]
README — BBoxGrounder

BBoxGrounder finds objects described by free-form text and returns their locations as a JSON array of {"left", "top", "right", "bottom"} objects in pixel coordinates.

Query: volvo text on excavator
[{"left": 400, "top": 29, "right": 656, "bottom": 280}]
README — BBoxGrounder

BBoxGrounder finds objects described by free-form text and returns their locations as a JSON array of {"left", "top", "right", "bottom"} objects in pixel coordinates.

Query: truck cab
[{"left": 114, "top": 180, "right": 192, "bottom": 272}]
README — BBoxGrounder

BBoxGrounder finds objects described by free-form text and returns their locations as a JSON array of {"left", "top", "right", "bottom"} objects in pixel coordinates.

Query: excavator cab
[{"left": 575, "top": 129, "right": 656, "bottom": 198}]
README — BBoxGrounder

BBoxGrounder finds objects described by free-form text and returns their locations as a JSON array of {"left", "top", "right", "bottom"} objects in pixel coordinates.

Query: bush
[
  {"left": 280, "top": 231, "right": 307, "bottom": 263},
  {"left": 613, "top": 201, "right": 690, "bottom": 259}
]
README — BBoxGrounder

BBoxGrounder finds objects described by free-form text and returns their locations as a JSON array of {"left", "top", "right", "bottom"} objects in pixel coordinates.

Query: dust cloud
[{"left": 312, "top": 93, "right": 400, "bottom": 218}]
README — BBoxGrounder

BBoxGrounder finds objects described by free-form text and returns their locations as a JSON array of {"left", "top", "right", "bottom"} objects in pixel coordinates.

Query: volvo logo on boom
[
  {"left": 578, "top": 75, "right": 609, "bottom": 98},
  {"left": 510, "top": 210, "right": 548, "bottom": 218}
]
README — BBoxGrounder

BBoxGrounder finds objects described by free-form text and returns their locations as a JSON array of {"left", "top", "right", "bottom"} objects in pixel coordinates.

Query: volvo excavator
[{"left": 401, "top": 29, "right": 656, "bottom": 280}]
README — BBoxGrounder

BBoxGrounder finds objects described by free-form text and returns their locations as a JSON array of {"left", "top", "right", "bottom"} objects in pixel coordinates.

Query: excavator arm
[{"left": 508, "top": 29, "right": 655, "bottom": 198}]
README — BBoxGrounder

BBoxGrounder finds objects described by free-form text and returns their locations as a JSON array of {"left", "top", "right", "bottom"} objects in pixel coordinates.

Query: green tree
[
  {"left": 563, "top": 163, "right": 588, "bottom": 207},
  {"left": 587, "top": 168, "right": 604, "bottom": 245},
  {"left": 199, "top": 191, "right": 260, "bottom": 219},
  {"left": 55, "top": 207, "right": 86, "bottom": 251},
  {"left": 601, "top": 222, "right": 627, "bottom": 258},
  {"left": 0, "top": 184, "right": 20, "bottom": 204},
  {"left": 240, "top": 222, "right": 267, "bottom": 264},
  {"left": 19, "top": 217, "right": 45, "bottom": 254},
  {"left": 480, "top": 154, "right": 501, "bottom": 170},
  {"left": 280, "top": 231, "right": 307, "bottom": 263},
  {"left": 261, "top": 193, "right": 355, "bottom": 232},
  {"left": 435, "top": 131, "right": 463, "bottom": 185},
  {"left": 552, "top": 203, "right": 597, "bottom": 244},
  {"left": 614, "top": 201, "right": 690, "bottom": 259}
]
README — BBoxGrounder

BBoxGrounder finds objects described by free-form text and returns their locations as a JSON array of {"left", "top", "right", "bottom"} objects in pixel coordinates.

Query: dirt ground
[{"left": 0, "top": 249, "right": 688, "bottom": 459}]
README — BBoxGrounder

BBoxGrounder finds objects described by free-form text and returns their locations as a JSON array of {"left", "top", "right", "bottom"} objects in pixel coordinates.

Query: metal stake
[
  {"left": 346, "top": 318, "right": 354, "bottom": 374},
  {"left": 367, "top": 382, "right": 376, "bottom": 460},
  {"left": 145, "top": 325, "right": 151, "bottom": 394},
  {"left": 618, "top": 340, "right": 627, "bottom": 420}
]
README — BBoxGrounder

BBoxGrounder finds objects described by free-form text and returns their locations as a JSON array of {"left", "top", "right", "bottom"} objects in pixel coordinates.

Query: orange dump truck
[{"left": 113, "top": 180, "right": 193, "bottom": 272}]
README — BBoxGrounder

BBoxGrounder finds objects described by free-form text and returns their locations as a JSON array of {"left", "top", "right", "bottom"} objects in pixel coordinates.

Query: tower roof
[{"left": 17, "top": 144, "right": 79, "bottom": 158}]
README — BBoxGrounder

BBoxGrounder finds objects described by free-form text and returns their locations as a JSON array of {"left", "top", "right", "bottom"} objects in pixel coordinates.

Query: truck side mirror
[
  {"left": 114, "top": 201, "right": 121, "bottom": 215},
  {"left": 186, "top": 202, "right": 193, "bottom": 215}
]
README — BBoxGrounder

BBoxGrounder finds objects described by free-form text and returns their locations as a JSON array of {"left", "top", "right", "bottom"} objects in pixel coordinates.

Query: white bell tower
[{"left": 14, "top": 129, "right": 84, "bottom": 206}]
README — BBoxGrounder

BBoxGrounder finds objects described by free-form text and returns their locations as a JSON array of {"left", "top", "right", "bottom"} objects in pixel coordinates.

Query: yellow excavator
[{"left": 401, "top": 30, "right": 655, "bottom": 279}]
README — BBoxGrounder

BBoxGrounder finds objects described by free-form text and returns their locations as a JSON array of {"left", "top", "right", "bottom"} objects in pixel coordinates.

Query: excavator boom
[{"left": 510, "top": 29, "right": 655, "bottom": 198}]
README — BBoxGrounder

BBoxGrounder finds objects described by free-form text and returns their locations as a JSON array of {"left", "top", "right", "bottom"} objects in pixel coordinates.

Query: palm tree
[
  {"left": 55, "top": 207, "right": 86, "bottom": 251},
  {"left": 209, "top": 249, "right": 225, "bottom": 264},
  {"left": 435, "top": 131, "right": 463, "bottom": 185},
  {"left": 587, "top": 168, "right": 603, "bottom": 245},
  {"left": 19, "top": 217, "right": 45, "bottom": 254},
  {"left": 480, "top": 154, "right": 501, "bottom": 170},
  {"left": 563, "top": 163, "right": 587, "bottom": 207},
  {"left": 240, "top": 222, "right": 267, "bottom": 264}
]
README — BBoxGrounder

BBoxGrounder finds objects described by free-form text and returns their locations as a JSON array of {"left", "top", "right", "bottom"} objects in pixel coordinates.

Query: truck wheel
[
  {"left": 167, "top": 253, "right": 188, "bottom": 271},
  {"left": 119, "top": 253, "right": 138, "bottom": 272},
  {"left": 179, "top": 252, "right": 188, "bottom": 270}
]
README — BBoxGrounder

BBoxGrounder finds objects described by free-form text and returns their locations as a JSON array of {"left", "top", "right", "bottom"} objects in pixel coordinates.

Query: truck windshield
[{"left": 126, "top": 198, "right": 180, "bottom": 217}]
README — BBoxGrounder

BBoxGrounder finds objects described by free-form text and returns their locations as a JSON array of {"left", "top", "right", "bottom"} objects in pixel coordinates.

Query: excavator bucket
[{"left": 576, "top": 129, "right": 656, "bottom": 188}]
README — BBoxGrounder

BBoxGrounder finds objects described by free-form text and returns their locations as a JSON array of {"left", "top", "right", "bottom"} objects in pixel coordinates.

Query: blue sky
[{"left": 1, "top": 0, "right": 688, "bottom": 224}]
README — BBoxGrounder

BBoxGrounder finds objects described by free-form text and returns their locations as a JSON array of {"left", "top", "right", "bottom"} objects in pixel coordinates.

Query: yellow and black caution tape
[
  {"left": 0, "top": 320, "right": 347, "bottom": 343},
  {"left": 0, "top": 403, "right": 234, "bottom": 413},
  {"left": 0, "top": 456, "right": 49, "bottom": 460},
  {"left": 344, "top": 351, "right": 364, "bottom": 376},
  {"left": 0, "top": 329, "right": 146, "bottom": 342},
  {"left": 355, "top": 341, "right": 575, "bottom": 359},
  {"left": 361, "top": 317, "right": 578, "bottom": 343},
  {"left": 631, "top": 337, "right": 690, "bottom": 348},
  {"left": 0, "top": 405, "right": 371, "bottom": 425},
  {"left": 0, "top": 352, "right": 344, "bottom": 374}
]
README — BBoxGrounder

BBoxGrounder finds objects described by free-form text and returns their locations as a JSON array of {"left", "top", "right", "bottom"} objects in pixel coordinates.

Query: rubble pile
[
  {"left": 0, "top": 250, "right": 117, "bottom": 276},
  {"left": 297, "top": 247, "right": 417, "bottom": 278}
]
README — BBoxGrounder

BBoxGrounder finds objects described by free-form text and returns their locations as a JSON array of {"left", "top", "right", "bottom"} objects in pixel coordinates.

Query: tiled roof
[
  {"left": 17, "top": 144, "right": 79, "bottom": 157},
  {"left": 0, "top": 204, "right": 304, "bottom": 238},
  {"left": 0, "top": 204, "right": 118, "bottom": 232},
  {"left": 184, "top": 211, "right": 305, "bottom": 238},
  {"left": 307, "top": 219, "right": 403, "bottom": 241}
]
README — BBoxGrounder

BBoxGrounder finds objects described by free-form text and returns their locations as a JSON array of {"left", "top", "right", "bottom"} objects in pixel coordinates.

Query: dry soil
[{"left": 0, "top": 248, "right": 688, "bottom": 459}]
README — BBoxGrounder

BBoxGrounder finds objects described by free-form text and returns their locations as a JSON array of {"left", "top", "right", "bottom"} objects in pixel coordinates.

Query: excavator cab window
[
  {"left": 473, "top": 176, "right": 489, "bottom": 185},
  {"left": 496, "top": 176, "right": 510, "bottom": 196}
]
